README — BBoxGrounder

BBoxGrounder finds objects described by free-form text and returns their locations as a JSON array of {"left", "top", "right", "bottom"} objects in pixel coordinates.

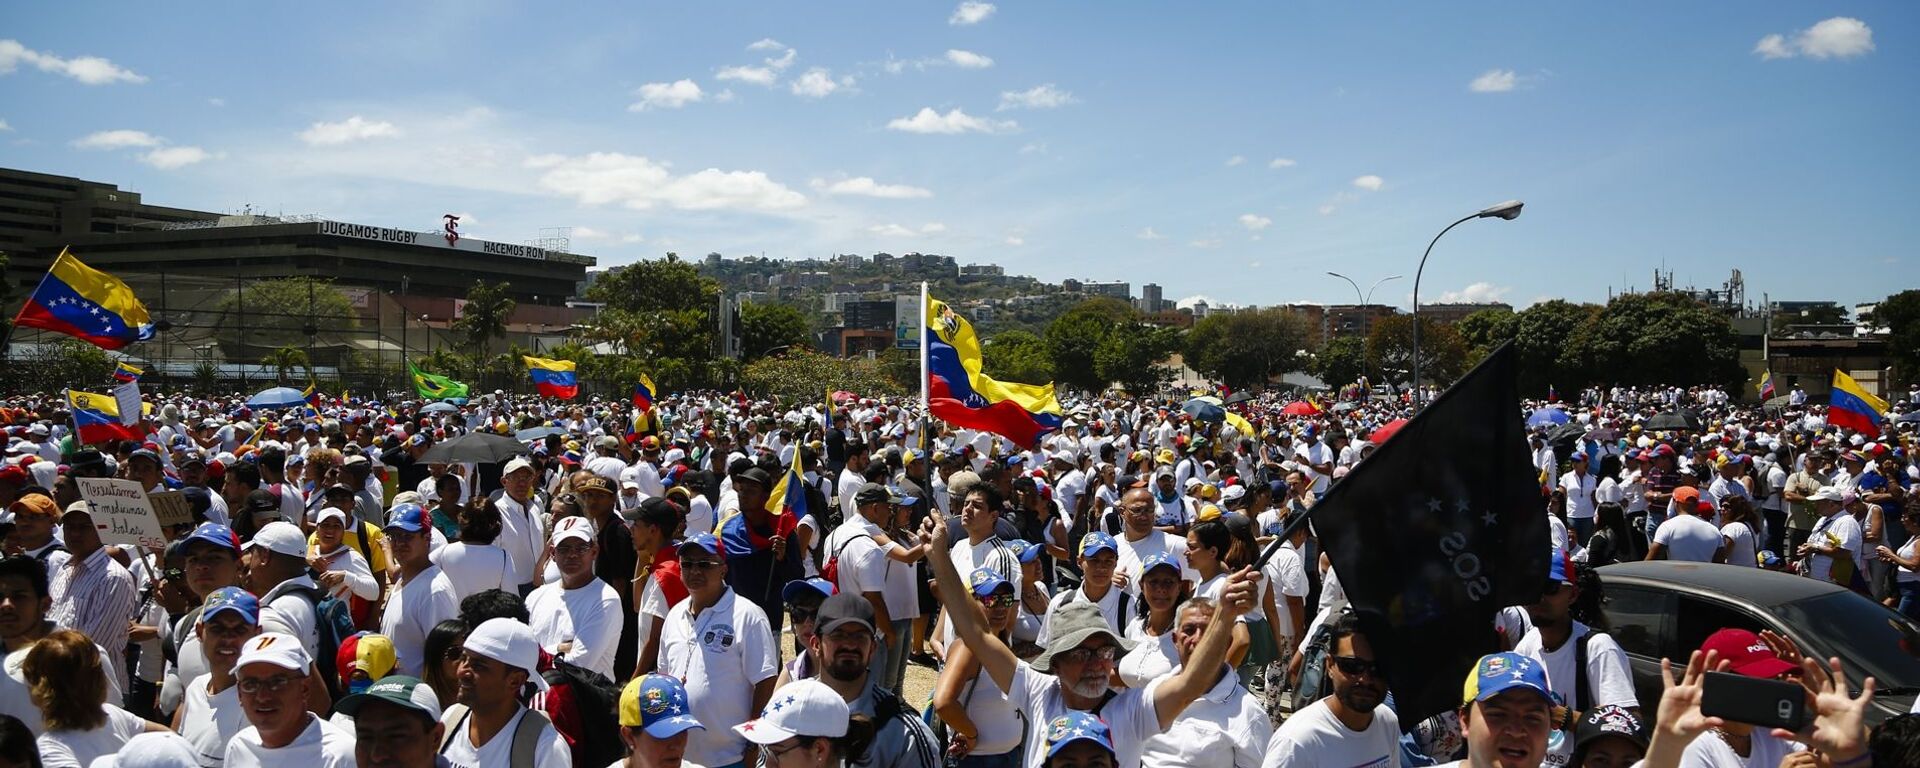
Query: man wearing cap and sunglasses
[
  {"left": 439, "top": 617, "right": 571, "bottom": 768},
  {"left": 930, "top": 506, "right": 1257, "bottom": 768},
  {"left": 527, "top": 515, "right": 623, "bottom": 681},
  {"left": 382, "top": 503, "right": 462, "bottom": 678},
  {"left": 225, "top": 631, "right": 357, "bottom": 767},
  {"left": 1510, "top": 547, "right": 1638, "bottom": 768},
  {"left": 661, "top": 531, "right": 780, "bottom": 768}
]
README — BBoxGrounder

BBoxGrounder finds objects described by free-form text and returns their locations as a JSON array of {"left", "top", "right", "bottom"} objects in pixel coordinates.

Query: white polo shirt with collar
[{"left": 660, "top": 587, "right": 778, "bottom": 768}]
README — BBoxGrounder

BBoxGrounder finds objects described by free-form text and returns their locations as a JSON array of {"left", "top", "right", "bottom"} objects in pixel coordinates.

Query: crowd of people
[{"left": 0, "top": 378, "right": 1913, "bottom": 768}]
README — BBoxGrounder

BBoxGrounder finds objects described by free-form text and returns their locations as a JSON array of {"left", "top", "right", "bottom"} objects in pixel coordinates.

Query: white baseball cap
[
  {"left": 550, "top": 516, "right": 594, "bottom": 546},
  {"left": 502, "top": 457, "right": 535, "bottom": 477},
  {"left": 1808, "top": 485, "right": 1845, "bottom": 502},
  {"left": 732, "top": 679, "right": 849, "bottom": 744},
  {"left": 235, "top": 631, "right": 312, "bottom": 673},
  {"left": 314, "top": 508, "right": 348, "bottom": 527},
  {"left": 247, "top": 521, "right": 309, "bottom": 558},
  {"left": 89, "top": 731, "right": 199, "bottom": 768},
  {"left": 462, "top": 618, "right": 550, "bottom": 691}
]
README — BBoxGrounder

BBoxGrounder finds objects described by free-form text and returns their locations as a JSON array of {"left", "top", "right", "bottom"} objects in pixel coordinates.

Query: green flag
[{"left": 408, "top": 361, "right": 470, "bottom": 400}]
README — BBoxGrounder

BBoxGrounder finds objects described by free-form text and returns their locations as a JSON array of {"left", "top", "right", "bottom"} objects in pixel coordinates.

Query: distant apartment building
[
  {"left": 1325, "top": 304, "right": 1398, "bottom": 340},
  {"left": 1083, "top": 281, "right": 1131, "bottom": 300},
  {"left": 1138, "top": 283, "right": 1168, "bottom": 313},
  {"left": 1421, "top": 302, "right": 1512, "bottom": 325},
  {"left": 959, "top": 264, "right": 1004, "bottom": 277},
  {"left": 843, "top": 300, "right": 895, "bottom": 331}
]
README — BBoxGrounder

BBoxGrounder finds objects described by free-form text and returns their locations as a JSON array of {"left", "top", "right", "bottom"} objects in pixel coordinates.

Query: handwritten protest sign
[
  {"left": 75, "top": 478, "right": 167, "bottom": 550},
  {"left": 147, "top": 490, "right": 194, "bottom": 528}
]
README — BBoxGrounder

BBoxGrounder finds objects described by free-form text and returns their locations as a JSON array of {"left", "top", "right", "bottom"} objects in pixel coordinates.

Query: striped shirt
[{"left": 48, "top": 547, "right": 139, "bottom": 692}]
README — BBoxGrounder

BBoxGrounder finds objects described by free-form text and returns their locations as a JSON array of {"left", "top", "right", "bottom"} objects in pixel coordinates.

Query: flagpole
[{"left": 917, "top": 281, "right": 931, "bottom": 524}]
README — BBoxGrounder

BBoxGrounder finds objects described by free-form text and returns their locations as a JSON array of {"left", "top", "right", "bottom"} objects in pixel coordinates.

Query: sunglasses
[
  {"left": 1330, "top": 655, "right": 1381, "bottom": 677},
  {"left": 682, "top": 559, "right": 723, "bottom": 570},
  {"left": 978, "top": 593, "right": 1017, "bottom": 608}
]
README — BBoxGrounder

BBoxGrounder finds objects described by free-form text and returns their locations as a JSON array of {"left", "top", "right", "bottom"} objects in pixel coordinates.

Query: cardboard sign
[
  {"left": 75, "top": 477, "right": 167, "bottom": 550},
  {"left": 147, "top": 490, "right": 194, "bottom": 528}
]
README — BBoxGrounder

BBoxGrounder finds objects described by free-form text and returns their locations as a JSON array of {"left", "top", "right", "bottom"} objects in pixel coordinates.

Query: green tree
[
  {"left": 260, "top": 346, "right": 312, "bottom": 386},
  {"left": 0, "top": 339, "right": 112, "bottom": 392},
  {"left": 453, "top": 280, "right": 516, "bottom": 358},
  {"left": 742, "top": 348, "right": 906, "bottom": 402},
  {"left": 1510, "top": 300, "right": 1599, "bottom": 395},
  {"left": 213, "top": 278, "right": 358, "bottom": 359},
  {"left": 1863, "top": 290, "right": 1920, "bottom": 387},
  {"left": 1367, "top": 316, "right": 1468, "bottom": 387},
  {"left": 1183, "top": 308, "right": 1312, "bottom": 391},
  {"left": 1044, "top": 298, "right": 1176, "bottom": 394},
  {"left": 1456, "top": 308, "right": 1518, "bottom": 363},
  {"left": 1311, "top": 335, "right": 1368, "bottom": 389},
  {"left": 739, "top": 302, "right": 813, "bottom": 362},
  {"left": 585, "top": 255, "right": 723, "bottom": 389},
  {"left": 981, "top": 329, "right": 1053, "bottom": 384},
  {"left": 1559, "top": 292, "right": 1743, "bottom": 391}
]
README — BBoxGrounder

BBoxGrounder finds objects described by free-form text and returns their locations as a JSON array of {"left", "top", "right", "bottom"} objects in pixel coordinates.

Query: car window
[
  {"left": 1675, "top": 595, "right": 1768, "bottom": 656},
  {"left": 1604, "top": 584, "right": 1672, "bottom": 659},
  {"left": 1774, "top": 592, "right": 1920, "bottom": 692}
]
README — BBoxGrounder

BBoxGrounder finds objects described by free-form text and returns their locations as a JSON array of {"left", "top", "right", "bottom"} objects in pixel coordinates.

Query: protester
[
  {"left": 1434, "top": 652, "right": 1558, "bottom": 768},
  {"left": 617, "top": 674, "right": 705, "bottom": 768},
  {"left": 631, "top": 496, "right": 689, "bottom": 676},
  {"left": 775, "top": 578, "right": 834, "bottom": 687},
  {"left": 525, "top": 516, "right": 622, "bottom": 680},
  {"left": 432, "top": 500, "right": 509, "bottom": 602},
  {"left": 793, "top": 592, "right": 939, "bottom": 768},
  {"left": 932, "top": 567, "right": 1024, "bottom": 768},
  {"left": 732, "top": 678, "right": 873, "bottom": 768},
  {"left": 379, "top": 504, "right": 461, "bottom": 677},
  {"left": 223, "top": 632, "right": 356, "bottom": 766},
  {"left": 572, "top": 473, "right": 639, "bottom": 678},
  {"left": 338, "top": 674, "right": 444, "bottom": 768},
  {"left": 660, "top": 532, "right": 778, "bottom": 768},
  {"left": 494, "top": 458, "right": 547, "bottom": 595},
  {"left": 1262, "top": 614, "right": 1393, "bottom": 768},
  {"left": 172, "top": 587, "right": 262, "bottom": 767},
  {"left": 25, "top": 629, "right": 166, "bottom": 767},
  {"left": 1569, "top": 705, "right": 1648, "bottom": 768},
  {"left": 1646, "top": 488, "right": 1726, "bottom": 564},
  {"left": 1512, "top": 547, "right": 1638, "bottom": 768},
  {"left": 438, "top": 617, "right": 571, "bottom": 767},
  {"left": 47, "top": 501, "right": 136, "bottom": 694},
  {"left": 1139, "top": 596, "right": 1270, "bottom": 768}
]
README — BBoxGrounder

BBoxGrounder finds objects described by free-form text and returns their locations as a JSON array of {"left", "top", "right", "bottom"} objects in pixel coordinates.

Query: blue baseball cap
[
  {"left": 1140, "top": 552, "right": 1182, "bottom": 578},
  {"left": 383, "top": 503, "right": 428, "bottom": 533},
  {"left": 1006, "top": 539, "right": 1043, "bottom": 564},
  {"left": 782, "top": 577, "right": 836, "bottom": 603},
  {"left": 969, "top": 566, "right": 1012, "bottom": 597},
  {"left": 1548, "top": 545, "right": 1576, "bottom": 586},
  {"left": 1078, "top": 531, "right": 1118, "bottom": 558},
  {"left": 620, "top": 674, "right": 706, "bottom": 738},
  {"left": 1462, "top": 651, "right": 1555, "bottom": 706},
  {"left": 183, "top": 522, "right": 240, "bottom": 554},
  {"left": 1043, "top": 711, "right": 1116, "bottom": 761},
  {"left": 1570, "top": 451, "right": 1588, "bottom": 462},
  {"left": 198, "top": 586, "right": 260, "bottom": 626},
  {"left": 679, "top": 532, "right": 722, "bottom": 556}
]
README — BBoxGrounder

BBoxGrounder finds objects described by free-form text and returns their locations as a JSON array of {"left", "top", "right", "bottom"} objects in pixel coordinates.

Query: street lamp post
[
  {"left": 1326, "top": 272, "right": 1403, "bottom": 387},
  {"left": 1412, "top": 200, "right": 1523, "bottom": 407}
]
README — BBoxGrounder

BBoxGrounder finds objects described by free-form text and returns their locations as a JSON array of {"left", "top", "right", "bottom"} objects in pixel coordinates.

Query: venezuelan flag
[
  {"left": 925, "top": 294, "right": 1063, "bottom": 446},
  {"left": 1829, "top": 369, "right": 1888, "bottom": 438},
  {"left": 67, "top": 389, "right": 143, "bottom": 444},
  {"left": 632, "top": 374, "right": 656, "bottom": 411},
  {"left": 111, "top": 361, "right": 143, "bottom": 383},
  {"left": 523, "top": 356, "right": 578, "bottom": 399},
  {"left": 13, "top": 249, "right": 155, "bottom": 350},
  {"left": 1758, "top": 371, "right": 1775, "bottom": 399}
]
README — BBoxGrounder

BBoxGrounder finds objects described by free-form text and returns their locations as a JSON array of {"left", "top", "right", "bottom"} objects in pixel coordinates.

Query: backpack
[
  {"left": 822, "top": 532, "right": 873, "bottom": 586},
  {"left": 287, "top": 583, "right": 358, "bottom": 700},
  {"left": 439, "top": 704, "right": 550, "bottom": 768},
  {"left": 541, "top": 659, "right": 625, "bottom": 768},
  {"left": 1571, "top": 630, "right": 1601, "bottom": 712}
]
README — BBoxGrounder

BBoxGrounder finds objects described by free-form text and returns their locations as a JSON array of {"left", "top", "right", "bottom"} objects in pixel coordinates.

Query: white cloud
[
  {"left": 1352, "top": 175, "right": 1385, "bottom": 191},
  {"left": 1753, "top": 34, "right": 1794, "bottom": 60},
  {"left": 1189, "top": 238, "right": 1223, "bottom": 249},
  {"left": 0, "top": 40, "right": 146, "bottom": 85},
  {"left": 886, "top": 107, "right": 1016, "bottom": 135},
  {"left": 1238, "top": 214, "right": 1272, "bottom": 231},
  {"left": 998, "top": 84, "right": 1075, "bottom": 110},
  {"left": 298, "top": 116, "right": 401, "bottom": 146},
  {"left": 1004, "top": 235, "right": 1024, "bottom": 246},
  {"left": 572, "top": 226, "right": 610, "bottom": 240},
  {"left": 629, "top": 79, "right": 705, "bottom": 111},
  {"left": 620, "top": 233, "right": 645, "bottom": 244},
  {"left": 1438, "top": 282, "right": 1513, "bottom": 303},
  {"left": 950, "top": 2, "right": 996, "bottom": 25},
  {"left": 1755, "top": 17, "right": 1874, "bottom": 60},
  {"left": 1019, "top": 141, "right": 1048, "bottom": 155},
  {"left": 208, "top": 98, "right": 225, "bottom": 107},
  {"left": 1225, "top": 155, "right": 1245, "bottom": 167},
  {"left": 869, "top": 222, "right": 947, "bottom": 237},
  {"left": 528, "top": 152, "right": 806, "bottom": 212},
  {"left": 1176, "top": 295, "right": 1217, "bottom": 309},
  {"left": 1317, "top": 204, "right": 1338, "bottom": 216},
  {"left": 1136, "top": 227, "right": 1165, "bottom": 241},
  {"left": 945, "top": 49, "right": 994, "bottom": 69},
  {"left": 1469, "top": 69, "right": 1517, "bottom": 93},
  {"left": 718, "top": 42, "right": 797, "bottom": 86},
  {"left": 0, "top": 119, "right": 10, "bottom": 132},
  {"left": 141, "top": 146, "right": 210, "bottom": 169},
  {"left": 1268, "top": 157, "right": 1297, "bottom": 169},
  {"left": 789, "top": 68, "right": 847, "bottom": 98},
  {"left": 811, "top": 176, "right": 933, "bottom": 199},
  {"left": 73, "top": 129, "right": 162, "bottom": 149}
]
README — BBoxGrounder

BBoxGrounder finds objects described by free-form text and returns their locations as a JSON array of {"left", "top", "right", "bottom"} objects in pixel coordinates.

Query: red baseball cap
[{"left": 1700, "top": 628, "right": 1796, "bottom": 679}]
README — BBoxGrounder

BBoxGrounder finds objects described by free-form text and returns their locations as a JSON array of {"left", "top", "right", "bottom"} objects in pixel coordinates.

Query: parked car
[{"left": 1597, "top": 561, "right": 1920, "bottom": 724}]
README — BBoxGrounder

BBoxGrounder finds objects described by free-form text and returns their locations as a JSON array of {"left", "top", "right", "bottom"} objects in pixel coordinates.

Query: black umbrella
[
  {"left": 1547, "top": 422, "right": 1587, "bottom": 447},
  {"left": 418, "top": 431, "right": 528, "bottom": 464},
  {"left": 1645, "top": 411, "right": 1697, "bottom": 431},
  {"left": 1223, "top": 391, "right": 1254, "bottom": 405}
]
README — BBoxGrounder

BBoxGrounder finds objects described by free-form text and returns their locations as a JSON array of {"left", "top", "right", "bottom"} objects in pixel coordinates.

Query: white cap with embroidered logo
[{"left": 732, "top": 679, "right": 849, "bottom": 744}]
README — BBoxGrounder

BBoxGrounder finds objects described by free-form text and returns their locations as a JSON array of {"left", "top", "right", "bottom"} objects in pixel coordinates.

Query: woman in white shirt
[
  {"left": 309, "top": 508, "right": 382, "bottom": 625},
  {"left": 932, "top": 567, "right": 1025, "bottom": 767},
  {"left": 1719, "top": 496, "right": 1763, "bottom": 568},
  {"left": 1874, "top": 503, "right": 1920, "bottom": 620},
  {"left": 431, "top": 501, "right": 510, "bottom": 602},
  {"left": 25, "top": 630, "right": 168, "bottom": 768},
  {"left": 1118, "top": 555, "right": 1185, "bottom": 688}
]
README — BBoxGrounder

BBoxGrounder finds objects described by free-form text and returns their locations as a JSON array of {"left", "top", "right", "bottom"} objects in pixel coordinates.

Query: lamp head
[{"left": 1477, "top": 200, "right": 1524, "bottom": 220}]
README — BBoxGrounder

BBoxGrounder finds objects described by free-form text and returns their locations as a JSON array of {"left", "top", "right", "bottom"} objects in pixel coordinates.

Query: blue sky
[{"left": 3, "top": 3, "right": 1913, "bottom": 311}]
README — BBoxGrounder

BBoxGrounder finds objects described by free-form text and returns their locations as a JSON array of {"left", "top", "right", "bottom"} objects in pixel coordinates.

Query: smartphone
[{"left": 1700, "top": 671, "right": 1806, "bottom": 732}]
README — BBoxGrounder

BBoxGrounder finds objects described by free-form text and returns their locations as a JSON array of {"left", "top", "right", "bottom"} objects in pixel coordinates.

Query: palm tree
[
  {"left": 261, "top": 346, "right": 311, "bottom": 385},
  {"left": 452, "top": 280, "right": 516, "bottom": 357}
]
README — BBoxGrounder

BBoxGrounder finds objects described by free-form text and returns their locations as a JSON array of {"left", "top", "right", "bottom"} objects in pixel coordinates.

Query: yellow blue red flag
[{"left": 14, "top": 249, "right": 154, "bottom": 350}]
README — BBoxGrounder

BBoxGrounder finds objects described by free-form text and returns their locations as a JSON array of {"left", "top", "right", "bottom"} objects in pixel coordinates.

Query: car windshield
[{"left": 1775, "top": 592, "right": 1920, "bottom": 691}]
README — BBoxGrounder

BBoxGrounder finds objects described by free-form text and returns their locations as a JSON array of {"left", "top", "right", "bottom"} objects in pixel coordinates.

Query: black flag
[{"left": 1308, "top": 342, "right": 1548, "bottom": 724}]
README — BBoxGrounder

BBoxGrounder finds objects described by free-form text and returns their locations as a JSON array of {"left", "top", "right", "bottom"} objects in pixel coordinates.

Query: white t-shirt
[
  {"left": 660, "top": 588, "right": 778, "bottom": 768},
  {"left": 494, "top": 495, "right": 546, "bottom": 587},
  {"left": 1676, "top": 728, "right": 1802, "bottom": 768},
  {"left": 1118, "top": 619, "right": 1179, "bottom": 689},
  {"left": 432, "top": 542, "right": 512, "bottom": 602},
  {"left": 686, "top": 494, "right": 715, "bottom": 537},
  {"left": 1260, "top": 696, "right": 1400, "bottom": 768},
  {"left": 260, "top": 576, "right": 322, "bottom": 660},
  {"left": 526, "top": 577, "right": 624, "bottom": 681},
  {"left": 437, "top": 706, "right": 572, "bottom": 768},
  {"left": 1115, "top": 530, "right": 1194, "bottom": 596},
  {"left": 825, "top": 518, "right": 889, "bottom": 602},
  {"left": 1511, "top": 621, "right": 1638, "bottom": 768},
  {"left": 1654, "top": 514, "right": 1724, "bottom": 563},
  {"left": 1268, "top": 542, "right": 1310, "bottom": 640},
  {"left": 1721, "top": 522, "right": 1760, "bottom": 569},
  {"left": 1141, "top": 666, "right": 1269, "bottom": 768},
  {"left": 1807, "top": 512, "right": 1865, "bottom": 584},
  {"left": 35, "top": 704, "right": 149, "bottom": 768},
  {"left": 380, "top": 566, "right": 462, "bottom": 677},
  {"left": 1560, "top": 471, "right": 1598, "bottom": 520},
  {"left": 180, "top": 675, "right": 247, "bottom": 767},
  {"left": 1007, "top": 661, "right": 1164, "bottom": 768}
]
